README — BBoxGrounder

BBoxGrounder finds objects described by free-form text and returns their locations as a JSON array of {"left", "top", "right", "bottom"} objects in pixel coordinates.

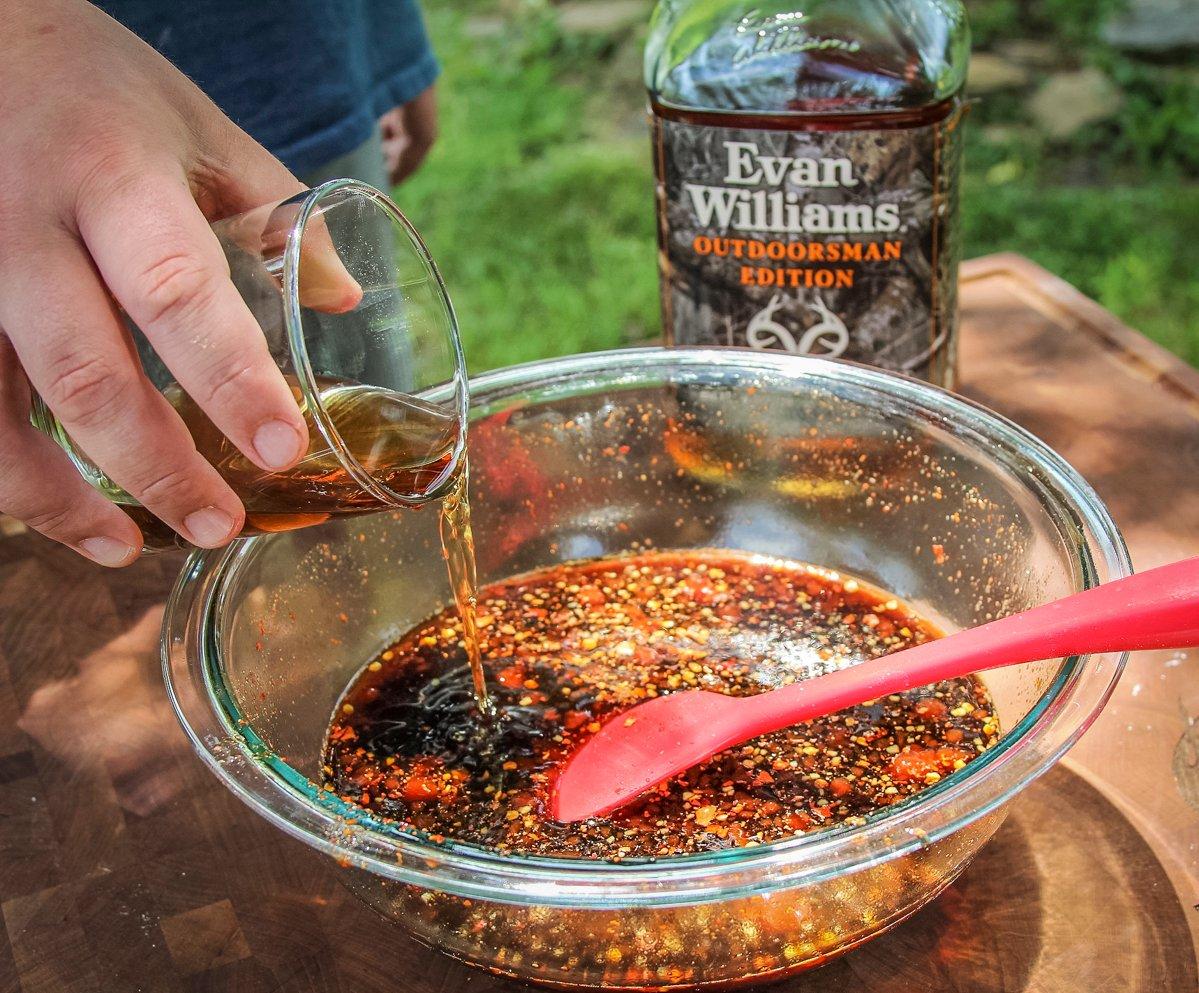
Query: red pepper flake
[
  {"left": 496, "top": 665, "right": 526, "bottom": 689},
  {"left": 937, "top": 746, "right": 973, "bottom": 767},
  {"left": 888, "top": 746, "right": 973, "bottom": 782},
  {"left": 913, "top": 698, "right": 947, "bottom": 719},
  {"left": 402, "top": 761, "right": 445, "bottom": 802},
  {"left": 786, "top": 812, "right": 813, "bottom": 832},
  {"left": 576, "top": 585, "right": 606, "bottom": 607}
]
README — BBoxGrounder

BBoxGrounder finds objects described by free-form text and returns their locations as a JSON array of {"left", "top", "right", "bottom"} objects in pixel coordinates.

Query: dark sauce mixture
[{"left": 324, "top": 551, "right": 999, "bottom": 859}]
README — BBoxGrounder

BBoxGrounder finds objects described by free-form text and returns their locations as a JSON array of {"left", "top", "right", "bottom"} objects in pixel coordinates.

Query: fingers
[
  {"left": 391, "top": 84, "right": 438, "bottom": 185},
  {"left": 379, "top": 107, "right": 403, "bottom": 144},
  {"left": 0, "top": 335, "right": 142, "bottom": 565},
  {"left": 0, "top": 233, "right": 247, "bottom": 549},
  {"left": 296, "top": 217, "right": 366, "bottom": 314},
  {"left": 380, "top": 107, "right": 405, "bottom": 180},
  {"left": 77, "top": 165, "right": 310, "bottom": 474}
]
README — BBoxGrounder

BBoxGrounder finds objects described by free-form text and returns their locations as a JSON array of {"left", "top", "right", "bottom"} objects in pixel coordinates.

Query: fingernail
[
  {"left": 80, "top": 536, "right": 136, "bottom": 568},
  {"left": 253, "top": 419, "right": 305, "bottom": 470},
  {"left": 183, "top": 506, "right": 236, "bottom": 547}
]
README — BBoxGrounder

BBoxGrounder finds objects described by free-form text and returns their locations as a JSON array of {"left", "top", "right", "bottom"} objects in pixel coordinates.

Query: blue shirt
[{"left": 97, "top": 1, "right": 439, "bottom": 175}]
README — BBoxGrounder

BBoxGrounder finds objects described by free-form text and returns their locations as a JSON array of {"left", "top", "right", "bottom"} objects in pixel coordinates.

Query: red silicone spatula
[{"left": 551, "top": 556, "right": 1199, "bottom": 823}]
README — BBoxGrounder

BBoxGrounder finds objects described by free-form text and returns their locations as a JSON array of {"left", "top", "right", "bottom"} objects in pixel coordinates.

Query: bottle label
[{"left": 652, "top": 112, "right": 962, "bottom": 384}]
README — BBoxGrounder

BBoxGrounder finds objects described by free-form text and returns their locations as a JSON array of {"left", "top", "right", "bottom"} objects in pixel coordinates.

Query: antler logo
[{"left": 746, "top": 293, "right": 849, "bottom": 358}]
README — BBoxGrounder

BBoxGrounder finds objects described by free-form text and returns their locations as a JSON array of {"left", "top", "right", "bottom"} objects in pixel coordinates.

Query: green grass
[
  {"left": 399, "top": 5, "right": 1198, "bottom": 371},
  {"left": 963, "top": 179, "right": 1199, "bottom": 365},
  {"left": 395, "top": 11, "right": 659, "bottom": 373}
]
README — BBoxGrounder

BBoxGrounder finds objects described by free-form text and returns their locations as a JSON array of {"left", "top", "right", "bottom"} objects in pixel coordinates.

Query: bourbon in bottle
[{"left": 646, "top": 0, "right": 969, "bottom": 386}]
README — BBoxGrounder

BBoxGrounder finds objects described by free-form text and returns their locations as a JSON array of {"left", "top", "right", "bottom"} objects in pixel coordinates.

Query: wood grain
[{"left": 0, "top": 255, "right": 1194, "bottom": 991}]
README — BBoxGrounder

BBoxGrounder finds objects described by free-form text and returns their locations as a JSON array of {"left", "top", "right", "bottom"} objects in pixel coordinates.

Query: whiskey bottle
[{"left": 646, "top": 0, "right": 969, "bottom": 386}]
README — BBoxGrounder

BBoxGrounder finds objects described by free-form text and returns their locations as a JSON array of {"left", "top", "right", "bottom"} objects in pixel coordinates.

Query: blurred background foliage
[{"left": 396, "top": 0, "right": 1198, "bottom": 371}]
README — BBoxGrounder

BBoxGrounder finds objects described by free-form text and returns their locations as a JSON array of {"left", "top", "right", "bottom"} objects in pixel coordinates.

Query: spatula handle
[{"left": 745, "top": 557, "right": 1199, "bottom": 736}]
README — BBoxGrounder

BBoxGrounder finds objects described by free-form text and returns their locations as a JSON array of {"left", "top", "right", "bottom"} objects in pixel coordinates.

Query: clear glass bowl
[{"left": 162, "top": 348, "right": 1129, "bottom": 990}]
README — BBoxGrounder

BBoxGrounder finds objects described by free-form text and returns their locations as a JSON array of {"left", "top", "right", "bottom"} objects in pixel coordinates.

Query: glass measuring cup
[{"left": 31, "top": 180, "right": 468, "bottom": 550}]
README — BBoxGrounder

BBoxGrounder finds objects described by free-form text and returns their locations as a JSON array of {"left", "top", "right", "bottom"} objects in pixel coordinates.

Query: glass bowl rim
[{"left": 162, "top": 347, "right": 1130, "bottom": 907}]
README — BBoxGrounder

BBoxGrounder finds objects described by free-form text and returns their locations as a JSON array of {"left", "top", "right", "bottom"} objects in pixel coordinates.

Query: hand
[
  {"left": 380, "top": 83, "right": 439, "bottom": 186},
  {"left": 0, "top": 0, "right": 314, "bottom": 565}
]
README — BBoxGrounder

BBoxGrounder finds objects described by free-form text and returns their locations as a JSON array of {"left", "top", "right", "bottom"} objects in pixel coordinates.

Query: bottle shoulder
[{"left": 645, "top": 0, "right": 970, "bottom": 116}]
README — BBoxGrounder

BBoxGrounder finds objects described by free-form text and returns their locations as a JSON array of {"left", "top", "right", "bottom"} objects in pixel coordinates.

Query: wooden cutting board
[{"left": 0, "top": 254, "right": 1194, "bottom": 992}]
